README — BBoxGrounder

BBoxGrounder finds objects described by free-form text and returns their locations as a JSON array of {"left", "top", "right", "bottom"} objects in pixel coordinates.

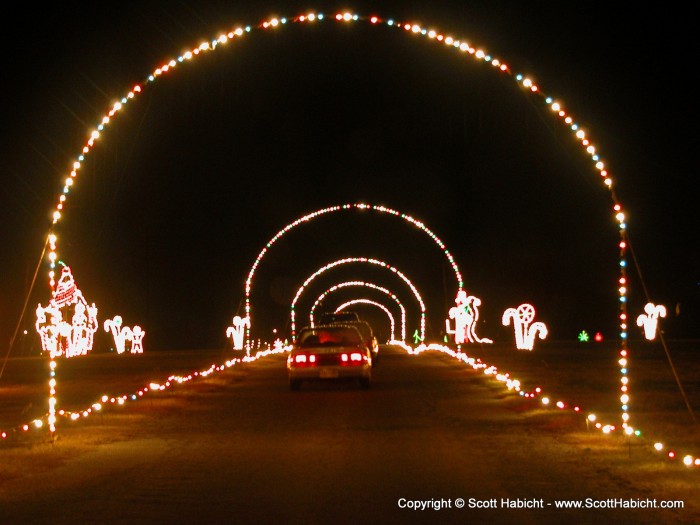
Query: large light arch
[
  {"left": 36, "top": 11, "right": 632, "bottom": 431},
  {"left": 308, "top": 281, "right": 408, "bottom": 341},
  {"left": 290, "top": 257, "right": 426, "bottom": 340},
  {"left": 335, "top": 299, "right": 397, "bottom": 342}
]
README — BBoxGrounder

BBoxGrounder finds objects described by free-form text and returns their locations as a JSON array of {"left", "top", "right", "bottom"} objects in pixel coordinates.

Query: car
[{"left": 288, "top": 324, "right": 372, "bottom": 390}]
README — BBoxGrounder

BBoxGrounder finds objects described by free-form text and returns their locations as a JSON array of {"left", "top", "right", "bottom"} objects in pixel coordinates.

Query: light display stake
[
  {"left": 226, "top": 315, "right": 250, "bottom": 352},
  {"left": 636, "top": 302, "right": 666, "bottom": 340},
  {"left": 502, "top": 303, "right": 548, "bottom": 351},
  {"left": 308, "top": 280, "right": 407, "bottom": 341},
  {"left": 35, "top": 265, "right": 98, "bottom": 358},
  {"left": 290, "top": 257, "right": 426, "bottom": 341},
  {"left": 335, "top": 299, "right": 397, "bottom": 342},
  {"left": 445, "top": 290, "right": 493, "bottom": 344}
]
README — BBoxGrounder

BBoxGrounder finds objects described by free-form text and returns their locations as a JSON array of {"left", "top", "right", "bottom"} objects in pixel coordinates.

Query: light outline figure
[
  {"left": 289, "top": 257, "right": 426, "bottom": 341},
  {"left": 35, "top": 265, "right": 98, "bottom": 359},
  {"left": 445, "top": 290, "right": 493, "bottom": 344},
  {"left": 636, "top": 302, "right": 666, "bottom": 340},
  {"left": 502, "top": 303, "right": 548, "bottom": 351},
  {"left": 334, "top": 299, "right": 397, "bottom": 342},
  {"left": 226, "top": 315, "right": 250, "bottom": 353},
  {"left": 308, "top": 280, "right": 407, "bottom": 341},
  {"left": 131, "top": 326, "right": 146, "bottom": 353},
  {"left": 103, "top": 316, "right": 134, "bottom": 354}
]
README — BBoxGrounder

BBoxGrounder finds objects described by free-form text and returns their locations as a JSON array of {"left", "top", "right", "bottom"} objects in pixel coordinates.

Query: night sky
[{"left": 1, "top": 2, "right": 698, "bottom": 352}]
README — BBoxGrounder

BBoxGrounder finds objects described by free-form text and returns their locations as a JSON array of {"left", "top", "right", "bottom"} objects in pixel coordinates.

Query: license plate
[{"left": 320, "top": 369, "right": 339, "bottom": 378}]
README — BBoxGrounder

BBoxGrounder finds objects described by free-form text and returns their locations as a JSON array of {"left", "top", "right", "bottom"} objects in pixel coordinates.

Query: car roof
[
  {"left": 295, "top": 324, "right": 364, "bottom": 346},
  {"left": 318, "top": 311, "right": 360, "bottom": 322},
  {"left": 324, "top": 320, "right": 373, "bottom": 337}
]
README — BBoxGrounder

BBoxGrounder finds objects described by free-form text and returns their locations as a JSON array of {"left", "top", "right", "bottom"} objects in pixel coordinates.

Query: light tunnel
[
  {"left": 308, "top": 281, "right": 408, "bottom": 341},
  {"left": 245, "top": 203, "right": 462, "bottom": 344},
  {"left": 290, "top": 257, "right": 426, "bottom": 341}
]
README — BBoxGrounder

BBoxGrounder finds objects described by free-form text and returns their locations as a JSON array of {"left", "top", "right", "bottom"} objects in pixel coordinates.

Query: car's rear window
[{"left": 298, "top": 327, "right": 362, "bottom": 347}]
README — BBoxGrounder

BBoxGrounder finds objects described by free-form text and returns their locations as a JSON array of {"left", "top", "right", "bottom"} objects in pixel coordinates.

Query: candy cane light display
[
  {"left": 502, "top": 303, "right": 548, "bottom": 351},
  {"left": 636, "top": 302, "right": 666, "bottom": 341},
  {"left": 103, "top": 316, "right": 146, "bottom": 354},
  {"left": 308, "top": 280, "right": 407, "bottom": 341},
  {"left": 290, "top": 257, "right": 426, "bottom": 341},
  {"left": 226, "top": 315, "right": 250, "bottom": 350}
]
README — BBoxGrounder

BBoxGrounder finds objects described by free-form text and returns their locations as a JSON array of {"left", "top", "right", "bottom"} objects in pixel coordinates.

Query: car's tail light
[
  {"left": 340, "top": 352, "right": 367, "bottom": 365},
  {"left": 290, "top": 353, "right": 317, "bottom": 367}
]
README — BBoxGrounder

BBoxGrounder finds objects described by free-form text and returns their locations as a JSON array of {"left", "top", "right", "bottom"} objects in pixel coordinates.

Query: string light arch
[
  {"left": 246, "top": 203, "right": 462, "bottom": 343},
  {"left": 38, "top": 10, "right": 632, "bottom": 437},
  {"left": 335, "top": 299, "right": 397, "bottom": 342},
  {"left": 290, "top": 257, "right": 426, "bottom": 340},
  {"left": 308, "top": 281, "right": 408, "bottom": 341}
]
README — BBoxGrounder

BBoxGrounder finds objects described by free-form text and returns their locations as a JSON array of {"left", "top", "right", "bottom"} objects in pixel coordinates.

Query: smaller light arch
[
  {"left": 245, "top": 202, "right": 464, "bottom": 344},
  {"left": 335, "top": 299, "right": 397, "bottom": 342},
  {"left": 290, "top": 257, "right": 426, "bottom": 340},
  {"left": 308, "top": 281, "right": 407, "bottom": 341}
]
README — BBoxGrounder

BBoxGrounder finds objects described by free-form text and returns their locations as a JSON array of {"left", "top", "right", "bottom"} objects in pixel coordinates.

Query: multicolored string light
[
  {"left": 308, "top": 280, "right": 407, "bottom": 341},
  {"left": 1, "top": 344, "right": 288, "bottom": 442},
  {"left": 290, "top": 257, "right": 426, "bottom": 340}
]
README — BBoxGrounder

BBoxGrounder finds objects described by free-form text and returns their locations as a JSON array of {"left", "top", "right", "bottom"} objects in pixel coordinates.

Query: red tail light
[
  {"left": 290, "top": 353, "right": 317, "bottom": 367},
  {"left": 340, "top": 352, "right": 367, "bottom": 366}
]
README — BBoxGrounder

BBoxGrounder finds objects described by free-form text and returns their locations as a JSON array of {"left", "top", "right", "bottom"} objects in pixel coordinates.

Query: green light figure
[
  {"left": 578, "top": 330, "right": 589, "bottom": 342},
  {"left": 413, "top": 330, "right": 424, "bottom": 344}
]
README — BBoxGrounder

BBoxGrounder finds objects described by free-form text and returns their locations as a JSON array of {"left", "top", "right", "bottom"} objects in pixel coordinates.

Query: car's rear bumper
[{"left": 288, "top": 364, "right": 371, "bottom": 381}]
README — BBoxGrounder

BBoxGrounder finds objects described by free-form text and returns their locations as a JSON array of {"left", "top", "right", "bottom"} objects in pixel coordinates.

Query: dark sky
[{"left": 1, "top": 2, "right": 698, "bottom": 352}]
